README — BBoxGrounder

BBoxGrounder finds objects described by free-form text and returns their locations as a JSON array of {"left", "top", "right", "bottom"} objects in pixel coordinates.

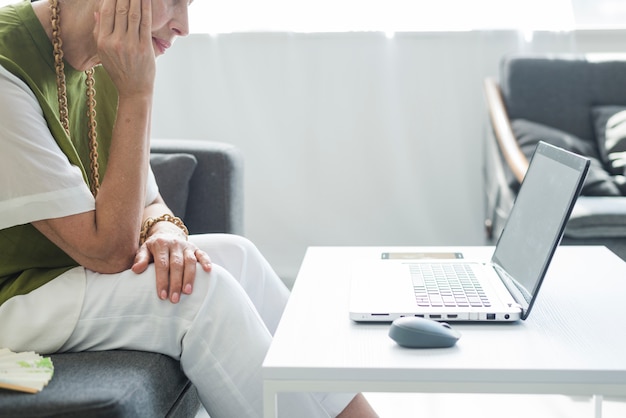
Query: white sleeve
[
  {"left": 0, "top": 64, "right": 95, "bottom": 230},
  {"left": 0, "top": 64, "right": 158, "bottom": 230},
  {"left": 146, "top": 165, "right": 159, "bottom": 206}
]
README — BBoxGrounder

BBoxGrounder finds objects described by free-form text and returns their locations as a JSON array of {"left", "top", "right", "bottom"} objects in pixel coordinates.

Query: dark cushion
[
  {"left": 150, "top": 153, "right": 198, "bottom": 218},
  {"left": 150, "top": 139, "right": 245, "bottom": 235},
  {"left": 511, "top": 119, "right": 623, "bottom": 196},
  {"left": 0, "top": 351, "right": 199, "bottom": 418},
  {"left": 501, "top": 55, "right": 626, "bottom": 141},
  {"left": 591, "top": 106, "right": 626, "bottom": 175}
]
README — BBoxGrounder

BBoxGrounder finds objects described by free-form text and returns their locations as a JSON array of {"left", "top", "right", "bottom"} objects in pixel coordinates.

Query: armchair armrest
[
  {"left": 150, "top": 138, "right": 244, "bottom": 235},
  {"left": 483, "top": 78, "right": 528, "bottom": 183}
]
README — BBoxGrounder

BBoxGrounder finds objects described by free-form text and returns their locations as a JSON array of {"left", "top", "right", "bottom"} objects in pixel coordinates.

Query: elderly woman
[{"left": 0, "top": 0, "right": 377, "bottom": 416}]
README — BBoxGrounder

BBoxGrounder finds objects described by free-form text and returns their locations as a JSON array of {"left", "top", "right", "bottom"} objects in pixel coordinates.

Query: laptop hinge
[{"left": 492, "top": 263, "right": 530, "bottom": 314}]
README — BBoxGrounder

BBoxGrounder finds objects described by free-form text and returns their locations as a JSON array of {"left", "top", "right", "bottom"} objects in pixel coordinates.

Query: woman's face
[{"left": 150, "top": 0, "right": 191, "bottom": 56}]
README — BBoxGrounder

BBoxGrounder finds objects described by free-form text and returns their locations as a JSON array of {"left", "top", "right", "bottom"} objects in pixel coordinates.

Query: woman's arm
[
  {"left": 33, "top": 0, "right": 211, "bottom": 303},
  {"left": 32, "top": 0, "right": 154, "bottom": 273},
  {"left": 31, "top": 92, "right": 151, "bottom": 273},
  {"left": 33, "top": 192, "right": 212, "bottom": 303}
]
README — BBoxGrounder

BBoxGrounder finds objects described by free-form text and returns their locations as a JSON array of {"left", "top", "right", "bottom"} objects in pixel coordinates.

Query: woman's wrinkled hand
[
  {"left": 94, "top": 0, "right": 155, "bottom": 98},
  {"left": 131, "top": 223, "right": 212, "bottom": 303}
]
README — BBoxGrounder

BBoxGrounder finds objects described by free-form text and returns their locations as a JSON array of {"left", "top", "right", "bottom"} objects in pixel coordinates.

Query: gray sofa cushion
[
  {"left": 150, "top": 139, "right": 244, "bottom": 235},
  {"left": 567, "top": 196, "right": 626, "bottom": 238},
  {"left": 511, "top": 119, "right": 623, "bottom": 196},
  {"left": 501, "top": 55, "right": 626, "bottom": 142},
  {"left": 592, "top": 106, "right": 626, "bottom": 174},
  {"left": 0, "top": 350, "right": 199, "bottom": 418},
  {"left": 150, "top": 153, "right": 198, "bottom": 218}
]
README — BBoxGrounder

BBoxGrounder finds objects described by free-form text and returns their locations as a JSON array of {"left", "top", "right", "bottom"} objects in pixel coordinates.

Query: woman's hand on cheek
[{"left": 94, "top": 0, "right": 156, "bottom": 98}]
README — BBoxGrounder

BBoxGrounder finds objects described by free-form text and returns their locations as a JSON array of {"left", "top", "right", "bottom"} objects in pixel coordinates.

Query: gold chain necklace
[{"left": 50, "top": 0, "right": 100, "bottom": 197}]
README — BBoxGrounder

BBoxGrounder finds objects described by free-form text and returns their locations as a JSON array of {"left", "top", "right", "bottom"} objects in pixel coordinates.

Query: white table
[{"left": 262, "top": 246, "right": 626, "bottom": 418}]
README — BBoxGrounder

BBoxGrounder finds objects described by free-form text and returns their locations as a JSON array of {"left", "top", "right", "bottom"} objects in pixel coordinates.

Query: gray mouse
[{"left": 389, "top": 317, "right": 461, "bottom": 348}]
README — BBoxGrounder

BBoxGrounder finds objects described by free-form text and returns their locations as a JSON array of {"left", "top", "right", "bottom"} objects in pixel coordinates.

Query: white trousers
[{"left": 22, "top": 234, "right": 353, "bottom": 417}]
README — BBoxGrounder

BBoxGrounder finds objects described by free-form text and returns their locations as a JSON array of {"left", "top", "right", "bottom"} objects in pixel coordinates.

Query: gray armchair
[
  {"left": 483, "top": 54, "right": 626, "bottom": 260},
  {"left": 150, "top": 138, "right": 244, "bottom": 236},
  {"left": 0, "top": 139, "right": 243, "bottom": 417}
]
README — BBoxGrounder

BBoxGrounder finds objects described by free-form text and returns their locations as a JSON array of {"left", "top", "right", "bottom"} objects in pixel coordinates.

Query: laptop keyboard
[{"left": 409, "top": 263, "right": 492, "bottom": 308}]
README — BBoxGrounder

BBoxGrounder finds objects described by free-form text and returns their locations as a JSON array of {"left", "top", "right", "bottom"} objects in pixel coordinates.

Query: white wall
[{"left": 152, "top": 29, "right": 626, "bottom": 287}]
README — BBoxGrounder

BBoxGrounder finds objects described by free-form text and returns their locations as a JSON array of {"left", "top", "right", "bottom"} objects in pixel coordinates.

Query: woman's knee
[
  {"left": 190, "top": 234, "right": 266, "bottom": 275},
  {"left": 191, "top": 233, "right": 257, "bottom": 256},
  {"left": 200, "top": 264, "right": 253, "bottom": 308}
]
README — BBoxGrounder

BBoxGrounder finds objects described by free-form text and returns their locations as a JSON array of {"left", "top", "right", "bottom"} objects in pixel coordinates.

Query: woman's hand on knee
[{"left": 131, "top": 232, "right": 212, "bottom": 303}]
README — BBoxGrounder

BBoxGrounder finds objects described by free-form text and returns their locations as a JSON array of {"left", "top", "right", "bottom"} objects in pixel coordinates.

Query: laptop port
[
  {"left": 415, "top": 314, "right": 424, "bottom": 317},
  {"left": 447, "top": 314, "right": 458, "bottom": 319},
  {"left": 429, "top": 314, "right": 442, "bottom": 319},
  {"left": 486, "top": 313, "right": 496, "bottom": 320}
]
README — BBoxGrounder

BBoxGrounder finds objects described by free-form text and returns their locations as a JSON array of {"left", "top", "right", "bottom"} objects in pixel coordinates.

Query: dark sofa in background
[{"left": 484, "top": 54, "right": 626, "bottom": 260}]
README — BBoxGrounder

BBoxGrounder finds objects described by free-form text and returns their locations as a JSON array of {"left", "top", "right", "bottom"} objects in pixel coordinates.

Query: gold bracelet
[{"left": 139, "top": 214, "right": 189, "bottom": 245}]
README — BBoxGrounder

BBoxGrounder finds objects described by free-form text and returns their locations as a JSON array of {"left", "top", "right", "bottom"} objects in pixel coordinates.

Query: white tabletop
[{"left": 263, "top": 245, "right": 626, "bottom": 411}]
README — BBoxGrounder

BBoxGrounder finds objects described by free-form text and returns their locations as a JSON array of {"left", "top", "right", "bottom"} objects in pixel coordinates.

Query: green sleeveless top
[{"left": 0, "top": 1, "right": 118, "bottom": 306}]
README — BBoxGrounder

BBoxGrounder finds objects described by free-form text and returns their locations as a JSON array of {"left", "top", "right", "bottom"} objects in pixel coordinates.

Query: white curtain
[{"left": 153, "top": 29, "right": 625, "bottom": 286}]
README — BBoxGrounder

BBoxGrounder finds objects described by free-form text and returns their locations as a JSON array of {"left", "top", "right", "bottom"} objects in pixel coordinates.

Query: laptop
[{"left": 349, "top": 141, "right": 590, "bottom": 322}]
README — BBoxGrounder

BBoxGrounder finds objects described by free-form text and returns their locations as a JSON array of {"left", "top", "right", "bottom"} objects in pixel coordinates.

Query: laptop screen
[{"left": 490, "top": 141, "right": 589, "bottom": 319}]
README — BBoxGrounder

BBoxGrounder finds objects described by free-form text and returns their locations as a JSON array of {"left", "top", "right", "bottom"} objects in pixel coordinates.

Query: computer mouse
[{"left": 389, "top": 317, "right": 461, "bottom": 348}]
